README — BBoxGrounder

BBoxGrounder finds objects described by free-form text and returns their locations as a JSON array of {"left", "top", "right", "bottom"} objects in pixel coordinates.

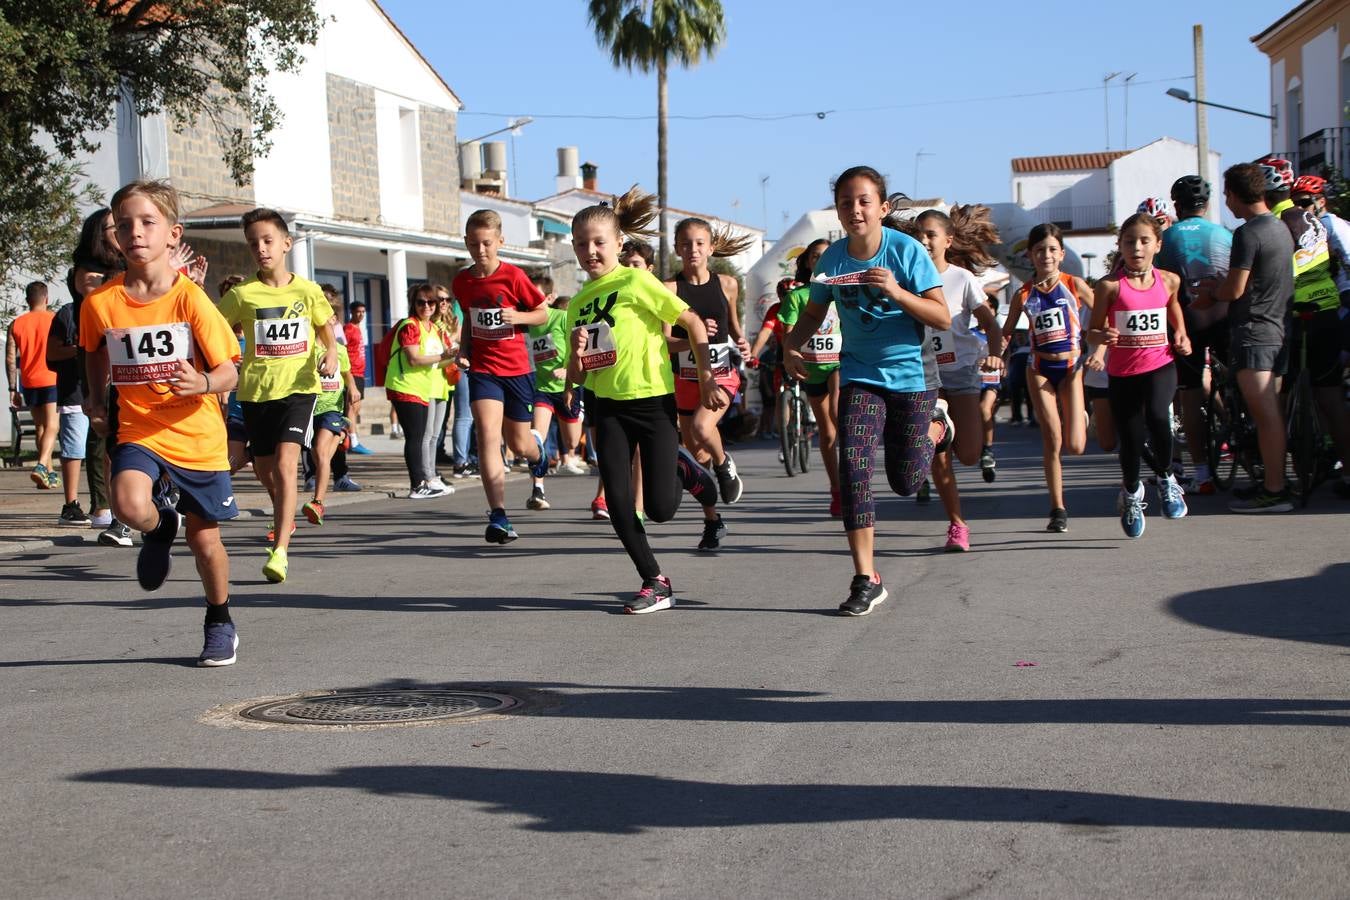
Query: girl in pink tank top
[{"left": 1087, "top": 214, "right": 1191, "bottom": 538}]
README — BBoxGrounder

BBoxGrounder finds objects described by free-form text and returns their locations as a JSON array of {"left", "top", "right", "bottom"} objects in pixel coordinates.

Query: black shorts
[
  {"left": 1176, "top": 317, "right": 1230, "bottom": 390},
  {"left": 241, "top": 394, "right": 316, "bottom": 457},
  {"left": 1288, "top": 309, "right": 1346, "bottom": 388},
  {"left": 802, "top": 379, "right": 831, "bottom": 399},
  {"left": 225, "top": 416, "right": 248, "bottom": 444},
  {"left": 1086, "top": 385, "right": 1110, "bottom": 402}
]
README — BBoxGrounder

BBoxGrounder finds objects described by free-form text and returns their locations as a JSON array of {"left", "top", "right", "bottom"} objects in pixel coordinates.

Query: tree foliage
[{"left": 0, "top": 0, "right": 324, "bottom": 286}]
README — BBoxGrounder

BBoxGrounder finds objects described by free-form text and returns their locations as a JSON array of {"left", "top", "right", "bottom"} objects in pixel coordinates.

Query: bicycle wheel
[
  {"left": 1287, "top": 370, "right": 1322, "bottom": 507},
  {"left": 779, "top": 390, "right": 797, "bottom": 477},
  {"left": 795, "top": 395, "right": 811, "bottom": 474},
  {"left": 1205, "top": 383, "right": 1236, "bottom": 491}
]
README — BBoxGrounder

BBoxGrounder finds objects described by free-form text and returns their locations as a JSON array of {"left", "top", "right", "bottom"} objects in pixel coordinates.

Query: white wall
[
  {"left": 1109, "top": 138, "right": 1223, "bottom": 226},
  {"left": 1272, "top": 58, "right": 1287, "bottom": 151},
  {"left": 320, "top": 0, "right": 458, "bottom": 110},
  {"left": 375, "top": 92, "right": 423, "bottom": 230},
  {"left": 253, "top": 50, "right": 334, "bottom": 217},
  {"left": 459, "top": 192, "right": 536, "bottom": 248},
  {"left": 1012, "top": 171, "right": 1098, "bottom": 210},
  {"left": 1303, "top": 25, "right": 1341, "bottom": 136}
]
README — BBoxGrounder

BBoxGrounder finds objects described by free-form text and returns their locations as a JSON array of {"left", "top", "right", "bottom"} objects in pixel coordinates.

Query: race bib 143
[{"left": 106, "top": 322, "right": 193, "bottom": 385}]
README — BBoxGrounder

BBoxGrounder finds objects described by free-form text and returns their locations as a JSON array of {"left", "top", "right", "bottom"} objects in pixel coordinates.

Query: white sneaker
[
  {"left": 932, "top": 398, "right": 955, "bottom": 454},
  {"left": 89, "top": 510, "right": 113, "bottom": 528},
  {"left": 558, "top": 457, "right": 589, "bottom": 476},
  {"left": 429, "top": 478, "right": 454, "bottom": 496},
  {"left": 407, "top": 483, "right": 438, "bottom": 499}
]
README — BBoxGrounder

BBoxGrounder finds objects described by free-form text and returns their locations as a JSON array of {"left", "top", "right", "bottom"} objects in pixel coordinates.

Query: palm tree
[{"left": 588, "top": 0, "right": 726, "bottom": 277}]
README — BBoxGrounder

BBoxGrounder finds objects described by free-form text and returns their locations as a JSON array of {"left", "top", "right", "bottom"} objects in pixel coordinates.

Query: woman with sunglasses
[{"left": 386, "top": 283, "right": 459, "bottom": 498}]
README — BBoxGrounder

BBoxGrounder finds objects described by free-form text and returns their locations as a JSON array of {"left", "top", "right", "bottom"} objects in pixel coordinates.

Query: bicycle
[
  {"left": 1284, "top": 306, "right": 1338, "bottom": 506},
  {"left": 1203, "top": 355, "right": 1261, "bottom": 492},
  {"left": 778, "top": 375, "right": 811, "bottom": 477}
]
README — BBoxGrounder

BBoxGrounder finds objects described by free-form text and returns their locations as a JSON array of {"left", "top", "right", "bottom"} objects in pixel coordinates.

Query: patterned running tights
[{"left": 839, "top": 383, "right": 938, "bottom": 531}]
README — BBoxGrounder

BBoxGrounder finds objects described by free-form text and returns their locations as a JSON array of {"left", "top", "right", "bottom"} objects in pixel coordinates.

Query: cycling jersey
[
  {"left": 1281, "top": 207, "right": 1339, "bottom": 311},
  {"left": 1158, "top": 216, "right": 1232, "bottom": 329}
]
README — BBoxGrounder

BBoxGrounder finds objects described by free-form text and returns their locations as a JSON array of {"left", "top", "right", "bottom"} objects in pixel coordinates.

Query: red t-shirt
[
  {"left": 343, "top": 322, "right": 366, "bottom": 376},
  {"left": 451, "top": 262, "right": 545, "bottom": 377}
]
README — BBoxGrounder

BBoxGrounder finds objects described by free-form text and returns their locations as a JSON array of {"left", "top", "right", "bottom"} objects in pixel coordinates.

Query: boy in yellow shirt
[
  {"left": 80, "top": 180, "right": 243, "bottom": 666},
  {"left": 217, "top": 209, "right": 339, "bottom": 583}
]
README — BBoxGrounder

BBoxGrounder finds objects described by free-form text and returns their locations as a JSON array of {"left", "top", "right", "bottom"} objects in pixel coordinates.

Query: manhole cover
[{"left": 237, "top": 689, "right": 521, "bottom": 726}]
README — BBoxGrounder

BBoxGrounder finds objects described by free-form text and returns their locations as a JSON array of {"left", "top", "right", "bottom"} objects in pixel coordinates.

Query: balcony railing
[{"left": 1297, "top": 126, "right": 1350, "bottom": 175}]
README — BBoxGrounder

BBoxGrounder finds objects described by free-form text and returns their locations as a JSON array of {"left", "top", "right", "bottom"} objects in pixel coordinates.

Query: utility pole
[
  {"left": 760, "top": 175, "right": 769, "bottom": 234},
  {"left": 914, "top": 148, "right": 935, "bottom": 197},
  {"left": 1123, "top": 73, "right": 1137, "bottom": 147},
  {"left": 1194, "top": 25, "right": 1209, "bottom": 185},
  {"left": 1104, "top": 72, "right": 1122, "bottom": 148}
]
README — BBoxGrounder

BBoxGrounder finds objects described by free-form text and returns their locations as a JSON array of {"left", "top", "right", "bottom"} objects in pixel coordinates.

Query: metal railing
[
  {"left": 1021, "top": 204, "right": 1112, "bottom": 231},
  {"left": 1297, "top": 126, "right": 1350, "bottom": 175}
]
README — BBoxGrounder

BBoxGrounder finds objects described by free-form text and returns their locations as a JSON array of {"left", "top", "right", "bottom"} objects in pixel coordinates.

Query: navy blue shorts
[
  {"left": 111, "top": 443, "right": 239, "bottom": 522},
  {"left": 534, "top": 389, "right": 582, "bottom": 423},
  {"left": 469, "top": 371, "right": 535, "bottom": 423},
  {"left": 22, "top": 385, "right": 57, "bottom": 406},
  {"left": 313, "top": 410, "right": 347, "bottom": 435},
  {"left": 226, "top": 416, "right": 248, "bottom": 444}
]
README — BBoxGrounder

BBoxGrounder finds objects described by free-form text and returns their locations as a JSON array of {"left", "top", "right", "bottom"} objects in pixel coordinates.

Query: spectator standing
[
  {"left": 7, "top": 282, "right": 60, "bottom": 489},
  {"left": 343, "top": 300, "right": 371, "bottom": 454}
]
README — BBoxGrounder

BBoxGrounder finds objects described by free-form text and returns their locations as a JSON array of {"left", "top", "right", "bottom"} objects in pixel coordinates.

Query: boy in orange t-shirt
[
  {"left": 6, "top": 282, "right": 59, "bottom": 488},
  {"left": 80, "top": 179, "right": 244, "bottom": 667}
]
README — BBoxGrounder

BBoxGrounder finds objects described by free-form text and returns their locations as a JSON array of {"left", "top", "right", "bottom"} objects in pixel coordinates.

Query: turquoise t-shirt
[{"left": 807, "top": 228, "right": 942, "bottom": 392}]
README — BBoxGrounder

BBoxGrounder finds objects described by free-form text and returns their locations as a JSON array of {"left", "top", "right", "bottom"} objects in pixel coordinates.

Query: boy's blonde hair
[
  {"left": 110, "top": 179, "right": 181, "bottom": 225},
  {"left": 465, "top": 209, "right": 503, "bottom": 234}
]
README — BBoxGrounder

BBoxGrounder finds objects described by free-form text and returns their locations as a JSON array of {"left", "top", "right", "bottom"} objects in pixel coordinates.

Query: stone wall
[
  {"left": 420, "top": 107, "right": 459, "bottom": 235},
  {"left": 327, "top": 74, "right": 380, "bottom": 222},
  {"left": 182, "top": 237, "right": 257, "bottom": 300},
  {"left": 166, "top": 92, "right": 255, "bottom": 208}
]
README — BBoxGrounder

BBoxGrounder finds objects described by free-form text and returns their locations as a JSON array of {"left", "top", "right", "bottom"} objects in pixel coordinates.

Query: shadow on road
[{"left": 1165, "top": 562, "right": 1350, "bottom": 649}]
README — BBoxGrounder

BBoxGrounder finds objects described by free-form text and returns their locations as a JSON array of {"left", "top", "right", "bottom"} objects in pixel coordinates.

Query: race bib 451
[{"left": 106, "top": 323, "right": 193, "bottom": 385}]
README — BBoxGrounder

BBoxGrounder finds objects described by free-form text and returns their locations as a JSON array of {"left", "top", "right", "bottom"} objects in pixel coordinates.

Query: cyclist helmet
[
  {"left": 776, "top": 277, "right": 798, "bottom": 300},
  {"left": 1257, "top": 164, "right": 1286, "bottom": 192},
  {"left": 1170, "top": 175, "right": 1210, "bottom": 208},
  {"left": 1292, "top": 174, "right": 1326, "bottom": 196},
  {"left": 1257, "top": 156, "right": 1295, "bottom": 188},
  {"left": 1137, "top": 197, "right": 1173, "bottom": 221}
]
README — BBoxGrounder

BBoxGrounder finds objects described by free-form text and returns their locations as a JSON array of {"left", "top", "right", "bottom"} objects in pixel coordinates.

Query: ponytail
[
  {"left": 571, "top": 184, "right": 659, "bottom": 241},
  {"left": 675, "top": 216, "right": 756, "bottom": 259}
]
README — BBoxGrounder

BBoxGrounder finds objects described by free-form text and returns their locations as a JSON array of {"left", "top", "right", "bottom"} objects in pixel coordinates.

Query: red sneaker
[{"left": 590, "top": 497, "right": 610, "bottom": 520}]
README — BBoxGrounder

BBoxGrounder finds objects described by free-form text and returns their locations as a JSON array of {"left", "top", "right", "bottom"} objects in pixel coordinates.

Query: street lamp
[
  {"left": 1165, "top": 88, "right": 1273, "bottom": 121},
  {"left": 1081, "top": 252, "right": 1097, "bottom": 281},
  {"left": 458, "top": 116, "right": 535, "bottom": 145}
]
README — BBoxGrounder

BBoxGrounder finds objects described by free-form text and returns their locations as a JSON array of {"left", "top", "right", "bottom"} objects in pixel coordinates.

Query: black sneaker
[
  {"left": 485, "top": 510, "right": 519, "bottom": 543},
  {"left": 838, "top": 573, "right": 888, "bottom": 617},
  {"left": 713, "top": 453, "right": 744, "bottom": 505},
  {"left": 136, "top": 508, "right": 180, "bottom": 591},
  {"left": 197, "top": 621, "right": 239, "bottom": 667},
  {"left": 625, "top": 575, "right": 674, "bottom": 614},
  {"left": 1229, "top": 486, "right": 1294, "bottom": 514},
  {"left": 697, "top": 515, "right": 727, "bottom": 551},
  {"left": 58, "top": 501, "right": 91, "bottom": 527},
  {"left": 1046, "top": 507, "right": 1068, "bottom": 533},
  {"left": 526, "top": 485, "right": 550, "bottom": 510},
  {"left": 916, "top": 479, "right": 932, "bottom": 503},
  {"left": 98, "top": 519, "right": 133, "bottom": 547},
  {"left": 980, "top": 447, "right": 996, "bottom": 483}
]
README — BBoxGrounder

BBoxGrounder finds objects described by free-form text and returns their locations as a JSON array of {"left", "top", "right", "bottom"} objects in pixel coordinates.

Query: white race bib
[
  {"left": 1114, "top": 309, "right": 1167, "bottom": 349},
  {"left": 320, "top": 373, "right": 342, "bottom": 393},
  {"left": 253, "top": 318, "right": 310, "bottom": 358},
  {"left": 531, "top": 332, "right": 558, "bottom": 363},
  {"left": 801, "top": 332, "right": 841, "bottom": 365},
  {"left": 1030, "top": 307, "right": 1067, "bottom": 345},
  {"left": 679, "top": 340, "right": 732, "bottom": 381},
  {"left": 930, "top": 330, "right": 958, "bottom": 368},
  {"left": 981, "top": 369, "right": 1002, "bottom": 386},
  {"left": 574, "top": 322, "right": 617, "bottom": 372},
  {"left": 471, "top": 307, "right": 513, "bottom": 341},
  {"left": 106, "top": 323, "right": 193, "bottom": 385}
]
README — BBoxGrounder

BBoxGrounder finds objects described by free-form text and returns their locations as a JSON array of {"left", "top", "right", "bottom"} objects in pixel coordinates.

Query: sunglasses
[
  {"left": 1293, "top": 196, "right": 1315, "bottom": 207},
  {"left": 414, "top": 299, "right": 437, "bottom": 307}
]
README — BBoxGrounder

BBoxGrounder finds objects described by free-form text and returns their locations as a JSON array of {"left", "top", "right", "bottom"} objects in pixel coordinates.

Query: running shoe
[
  {"left": 408, "top": 483, "right": 440, "bottom": 500},
  {"left": 428, "top": 477, "right": 454, "bottom": 496},
  {"left": 263, "top": 546, "right": 288, "bottom": 583},
  {"left": 829, "top": 488, "right": 842, "bottom": 518},
  {"left": 625, "top": 575, "right": 674, "bottom": 614},
  {"left": 58, "top": 501, "right": 91, "bottom": 527},
  {"left": 591, "top": 497, "right": 610, "bottom": 520},
  {"left": 980, "top": 446, "right": 997, "bottom": 483},
  {"left": 713, "top": 453, "right": 744, "bottom": 505},
  {"left": 1046, "top": 507, "right": 1068, "bottom": 533},
  {"left": 1119, "top": 486, "right": 1146, "bottom": 539},
  {"left": 302, "top": 498, "right": 325, "bottom": 525},
  {"left": 558, "top": 457, "right": 590, "bottom": 476},
  {"left": 334, "top": 475, "right": 362, "bottom": 492},
  {"left": 46, "top": 470, "right": 60, "bottom": 489},
  {"left": 1229, "top": 486, "right": 1293, "bottom": 514},
  {"left": 932, "top": 398, "right": 955, "bottom": 454},
  {"left": 98, "top": 519, "right": 133, "bottom": 547},
  {"left": 197, "top": 621, "right": 238, "bottom": 667},
  {"left": 266, "top": 522, "right": 296, "bottom": 542},
  {"left": 350, "top": 442, "right": 375, "bottom": 455},
  {"left": 89, "top": 510, "right": 113, "bottom": 528},
  {"left": 838, "top": 573, "right": 887, "bottom": 617},
  {"left": 527, "top": 485, "right": 550, "bottom": 510},
  {"left": 485, "top": 510, "right": 518, "bottom": 544},
  {"left": 916, "top": 479, "right": 932, "bottom": 504},
  {"left": 136, "top": 507, "right": 180, "bottom": 592},
  {"left": 697, "top": 515, "right": 727, "bottom": 552},
  {"left": 30, "top": 463, "right": 51, "bottom": 489},
  {"left": 452, "top": 465, "right": 470, "bottom": 479},
  {"left": 530, "top": 430, "right": 550, "bottom": 478},
  {"left": 944, "top": 522, "right": 970, "bottom": 552},
  {"left": 1157, "top": 473, "right": 1188, "bottom": 520},
  {"left": 1192, "top": 464, "right": 1216, "bottom": 496}
]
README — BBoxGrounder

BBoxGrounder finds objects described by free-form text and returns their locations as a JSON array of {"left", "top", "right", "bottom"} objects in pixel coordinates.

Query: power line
[{"left": 457, "top": 75, "right": 1194, "bottom": 123}]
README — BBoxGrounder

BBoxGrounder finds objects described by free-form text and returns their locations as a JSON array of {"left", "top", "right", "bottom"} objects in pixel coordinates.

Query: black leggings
[
  {"left": 592, "top": 393, "right": 712, "bottom": 579},
  {"left": 390, "top": 398, "right": 430, "bottom": 489},
  {"left": 1108, "top": 362, "right": 1176, "bottom": 492}
]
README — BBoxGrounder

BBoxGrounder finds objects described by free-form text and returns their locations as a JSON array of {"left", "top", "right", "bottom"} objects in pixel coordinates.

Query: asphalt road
[{"left": 2, "top": 426, "right": 1347, "bottom": 899}]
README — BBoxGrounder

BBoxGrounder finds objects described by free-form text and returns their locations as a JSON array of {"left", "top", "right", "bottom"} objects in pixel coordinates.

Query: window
[
  {"left": 1287, "top": 77, "right": 1302, "bottom": 148},
  {"left": 399, "top": 107, "right": 421, "bottom": 198}
]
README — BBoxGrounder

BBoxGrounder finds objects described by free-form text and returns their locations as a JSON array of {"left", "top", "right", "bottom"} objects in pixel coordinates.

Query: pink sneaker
[{"left": 944, "top": 522, "right": 970, "bottom": 552}]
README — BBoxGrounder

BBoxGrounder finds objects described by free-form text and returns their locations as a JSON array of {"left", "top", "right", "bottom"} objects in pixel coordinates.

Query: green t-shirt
[
  {"left": 314, "top": 344, "right": 351, "bottom": 416},
  {"left": 567, "top": 265, "right": 688, "bottom": 401},
  {"left": 217, "top": 274, "right": 333, "bottom": 402},
  {"left": 529, "top": 307, "right": 571, "bottom": 395},
  {"left": 779, "top": 285, "right": 841, "bottom": 383}
]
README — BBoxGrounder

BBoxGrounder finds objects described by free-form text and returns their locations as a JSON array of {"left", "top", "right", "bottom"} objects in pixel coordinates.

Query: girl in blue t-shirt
[{"left": 782, "top": 166, "right": 954, "bottom": 617}]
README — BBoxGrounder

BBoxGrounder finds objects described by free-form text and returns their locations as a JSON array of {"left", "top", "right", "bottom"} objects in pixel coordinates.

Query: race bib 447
[
  {"left": 254, "top": 318, "right": 310, "bottom": 358},
  {"left": 106, "top": 323, "right": 193, "bottom": 385}
]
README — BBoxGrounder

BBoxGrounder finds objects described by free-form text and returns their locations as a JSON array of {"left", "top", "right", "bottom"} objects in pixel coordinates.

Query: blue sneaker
[
  {"left": 485, "top": 510, "right": 518, "bottom": 544},
  {"left": 1156, "top": 473, "right": 1188, "bottom": 520},
  {"left": 197, "top": 621, "right": 238, "bottom": 667},
  {"left": 349, "top": 442, "right": 374, "bottom": 455},
  {"left": 1119, "top": 485, "right": 1146, "bottom": 539},
  {"left": 529, "top": 429, "right": 550, "bottom": 479},
  {"left": 334, "top": 475, "right": 362, "bottom": 492},
  {"left": 136, "top": 507, "right": 180, "bottom": 591}
]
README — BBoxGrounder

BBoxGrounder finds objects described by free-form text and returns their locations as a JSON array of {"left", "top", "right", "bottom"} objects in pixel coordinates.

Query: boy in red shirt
[
  {"left": 453, "top": 209, "right": 549, "bottom": 542},
  {"left": 80, "top": 180, "right": 243, "bottom": 666}
]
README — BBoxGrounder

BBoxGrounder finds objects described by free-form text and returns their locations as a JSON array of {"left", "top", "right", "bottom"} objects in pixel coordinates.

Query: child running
[
  {"left": 526, "top": 291, "right": 587, "bottom": 511},
  {"left": 303, "top": 287, "right": 360, "bottom": 525},
  {"left": 565, "top": 186, "right": 722, "bottom": 613},
  {"left": 902, "top": 205, "right": 1004, "bottom": 551},
  {"left": 452, "top": 210, "right": 550, "bottom": 543},
  {"left": 1088, "top": 213, "right": 1190, "bottom": 537},
  {"left": 783, "top": 166, "right": 953, "bottom": 616},
  {"left": 79, "top": 180, "right": 243, "bottom": 665},
  {"left": 217, "top": 209, "right": 339, "bottom": 583},
  {"left": 1002, "top": 224, "right": 1094, "bottom": 532}
]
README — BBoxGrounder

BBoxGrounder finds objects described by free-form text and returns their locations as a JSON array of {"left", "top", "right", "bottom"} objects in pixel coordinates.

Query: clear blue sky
[{"left": 380, "top": 0, "right": 1284, "bottom": 237}]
